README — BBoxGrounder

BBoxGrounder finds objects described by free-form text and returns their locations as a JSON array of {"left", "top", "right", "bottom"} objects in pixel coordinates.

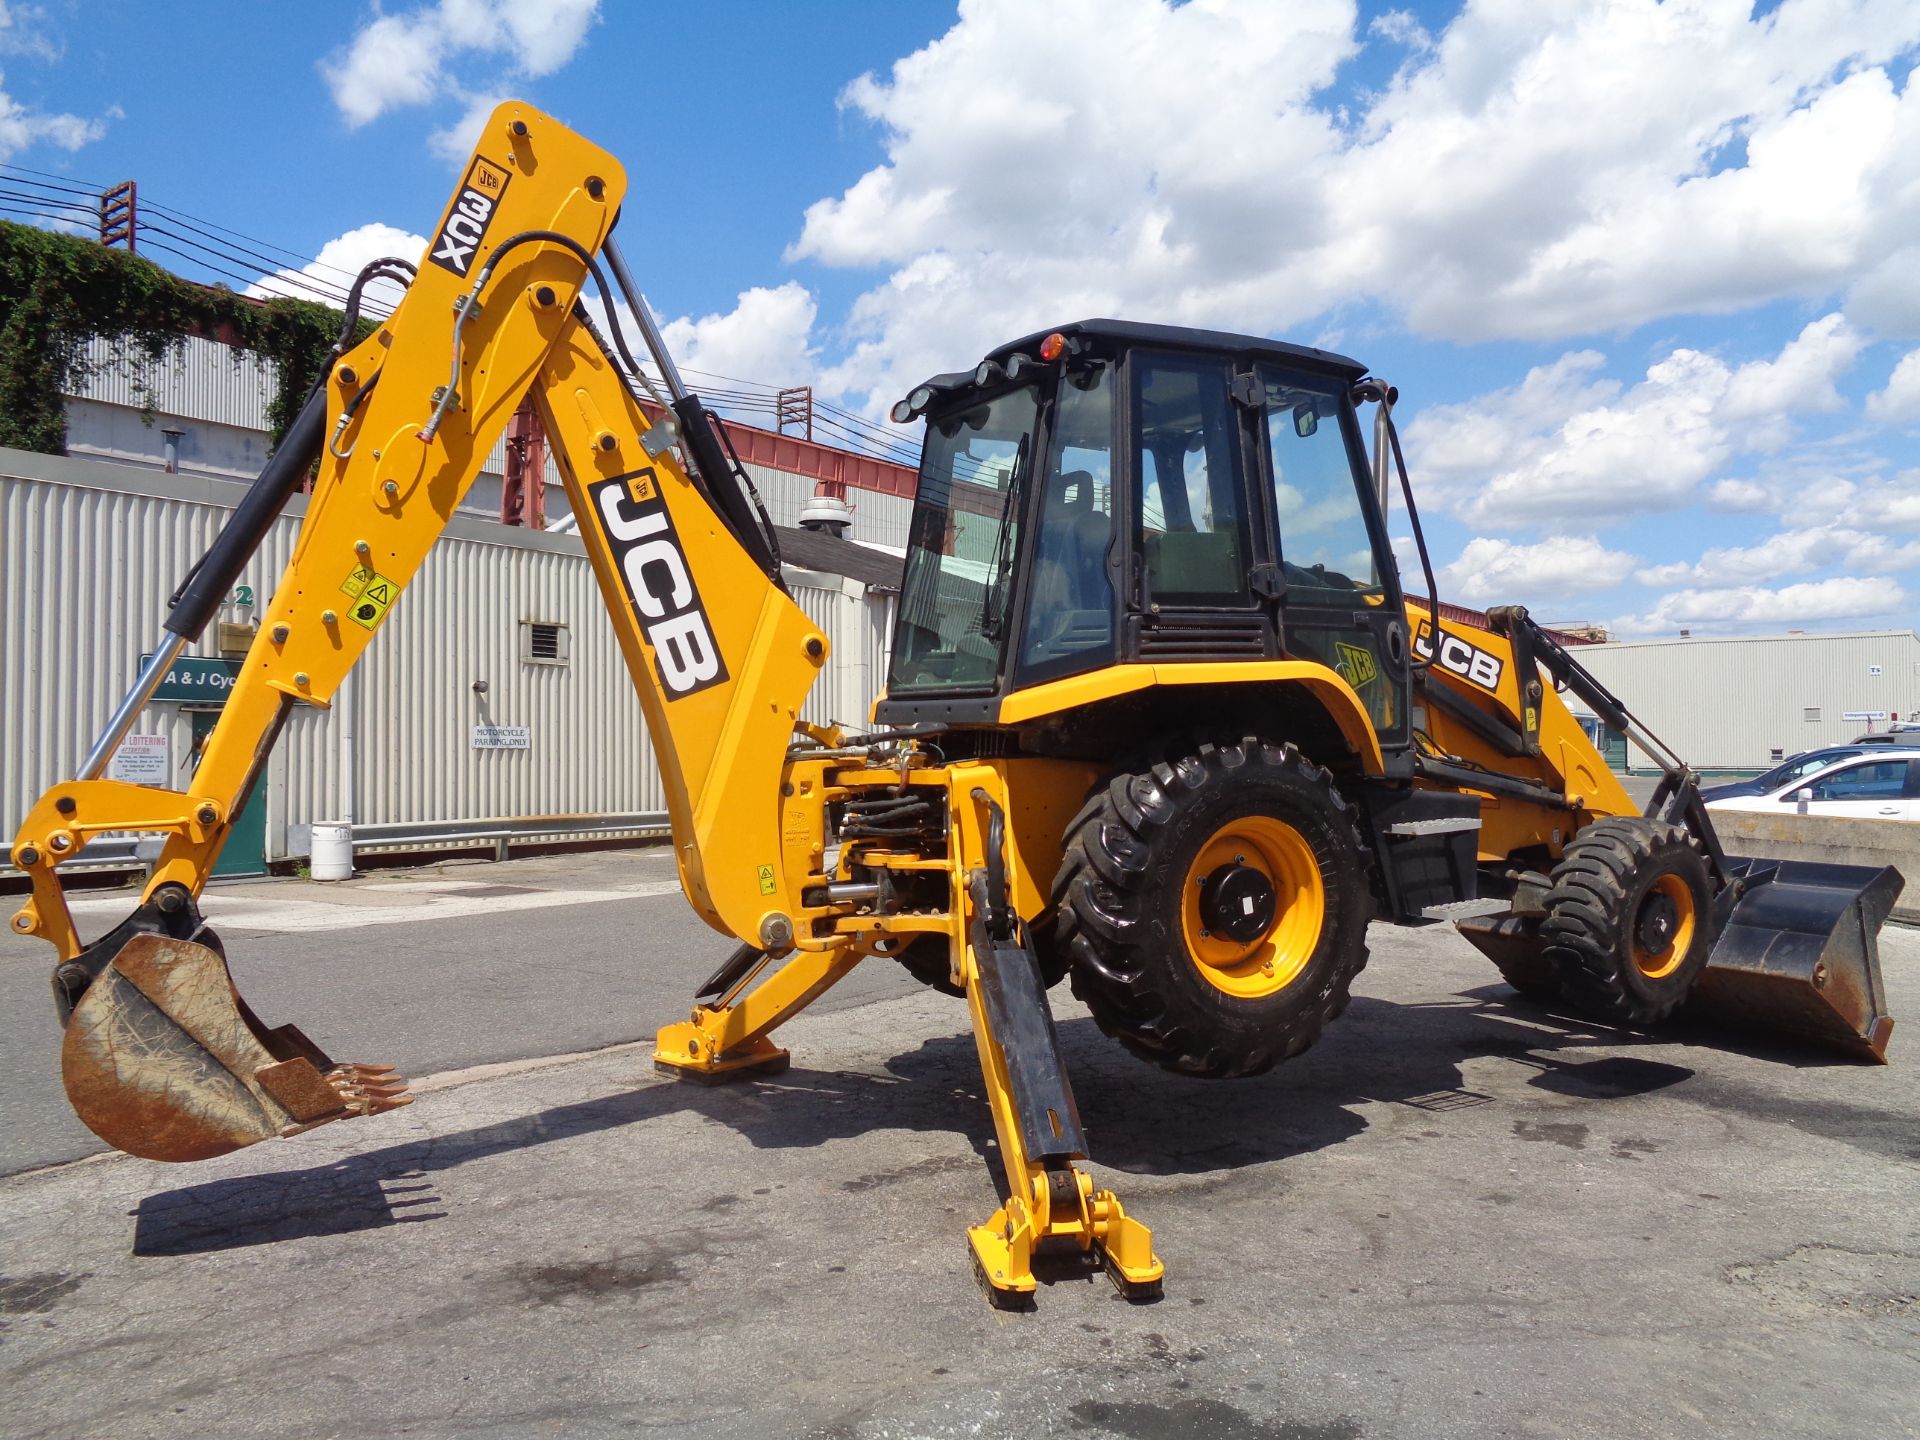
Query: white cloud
[
  {"left": 322, "top": 0, "right": 598, "bottom": 128},
  {"left": 1615, "top": 576, "right": 1908, "bottom": 635},
  {"left": 428, "top": 91, "right": 512, "bottom": 166},
  {"left": 660, "top": 283, "right": 818, "bottom": 389},
  {"left": 1441, "top": 535, "right": 1638, "bottom": 606},
  {"left": 246, "top": 223, "right": 428, "bottom": 314},
  {"left": 0, "top": 74, "right": 106, "bottom": 160},
  {"left": 1866, "top": 349, "right": 1920, "bottom": 423},
  {"left": 1636, "top": 526, "right": 1920, "bottom": 588},
  {"left": 0, "top": 3, "right": 59, "bottom": 62},
  {"left": 1406, "top": 315, "right": 1865, "bottom": 525},
  {"left": 785, "top": 0, "right": 1920, "bottom": 410}
]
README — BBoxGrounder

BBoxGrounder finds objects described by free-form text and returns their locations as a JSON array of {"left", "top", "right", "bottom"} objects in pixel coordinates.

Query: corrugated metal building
[
  {"left": 1578, "top": 631, "right": 1920, "bottom": 770},
  {"left": 3, "top": 339, "right": 915, "bottom": 876}
]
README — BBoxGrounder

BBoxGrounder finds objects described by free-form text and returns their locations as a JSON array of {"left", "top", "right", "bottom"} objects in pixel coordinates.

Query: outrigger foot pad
[{"left": 652, "top": 1027, "right": 791, "bottom": 1083}]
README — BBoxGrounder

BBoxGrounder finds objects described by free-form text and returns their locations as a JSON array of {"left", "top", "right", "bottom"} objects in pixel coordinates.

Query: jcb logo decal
[
  {"left": 1333, "top": 640, "right": 1378, "bottom": 691},
  {"left": 428, "top": 157, "right": 511, "bottom": 277},
  {"left": 1413, "top": 621, "right": 1504, "bottom": 692},
  {"left": 590, "top": 468, "right": 729, "bottom": 699}
]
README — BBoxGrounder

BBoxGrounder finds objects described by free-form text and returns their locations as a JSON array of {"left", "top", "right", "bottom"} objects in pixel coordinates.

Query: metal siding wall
[
  {"left": 0, "top": 461, "right": 667, "bottom": 865},
  {"left": 745, "top": 461, "right": 913, "bottom": 549},
  {"left": 786, "top": 575, "right": 891, "bottom": 730},
  {"left": 70, "top": 335, "right": 277, "bottom": 430},
  {"left": 1577, "top": 633, "right": 1920, "bottom": 768},
  {"left": 2, "top": 467, "right": 303, "bottom": 852}
]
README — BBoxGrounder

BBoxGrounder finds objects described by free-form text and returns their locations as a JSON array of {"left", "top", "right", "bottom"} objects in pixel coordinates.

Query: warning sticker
[
  {"left": 344, "top": 569, "right": 398, "bottom": 630},
  {"left": 624, "top": 468, "right": 658, "bottom": 505},
  {"left": 757, "top": 864, "right": 777, "bottom": 896}
]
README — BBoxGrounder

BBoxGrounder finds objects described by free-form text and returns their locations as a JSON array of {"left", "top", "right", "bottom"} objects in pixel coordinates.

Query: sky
[{"left": 3, "top": 0, "right": 1919, "bottom": 639}]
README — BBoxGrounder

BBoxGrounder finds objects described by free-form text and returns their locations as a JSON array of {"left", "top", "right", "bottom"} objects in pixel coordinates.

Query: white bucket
[{"left": 310, "top": 822, "right": 354, "bottom": 882}]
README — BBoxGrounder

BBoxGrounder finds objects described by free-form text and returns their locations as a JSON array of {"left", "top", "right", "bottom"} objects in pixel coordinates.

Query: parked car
[
  {"left": 1850, "top": 728, "right": 1920, "bottom": 746},
  {"left": 1705, "top": 754, "right": 1920, "bottom": 821},
  {"left": 1699, "top": 745, "right": 1888, "bottom": 802}
]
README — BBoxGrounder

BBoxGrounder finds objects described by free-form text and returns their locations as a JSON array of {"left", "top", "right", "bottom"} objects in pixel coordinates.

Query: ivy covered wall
[{"left": 0, "top": 221, "right": 361, "bottom": 455}]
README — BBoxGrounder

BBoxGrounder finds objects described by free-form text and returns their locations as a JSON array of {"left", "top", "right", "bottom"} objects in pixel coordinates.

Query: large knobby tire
[
  {"left": 1540, "top": 818, "right": 1713, "bottom": 1025},
  {"left": 1054, "top": 738, "right": 1372, "bottom": 1079}
]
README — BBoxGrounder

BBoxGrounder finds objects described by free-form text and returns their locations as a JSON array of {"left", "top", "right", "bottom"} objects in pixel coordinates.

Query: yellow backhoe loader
[{"left": 9, "top": 104, "right": 1901, "bottom": 1307}]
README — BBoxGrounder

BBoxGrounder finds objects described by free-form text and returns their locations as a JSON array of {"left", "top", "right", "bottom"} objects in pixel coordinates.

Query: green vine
[{"left": 0, "top": 220, "right": 372, "bottom": 455}]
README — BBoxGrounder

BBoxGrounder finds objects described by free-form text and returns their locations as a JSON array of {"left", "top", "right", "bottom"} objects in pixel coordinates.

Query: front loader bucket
[
  {"left": 62, "top": 933, "right": 410, "bottom": 1162},
  {"left": 1689, "top": 858, "right": 1903, "bottom": 1063}
]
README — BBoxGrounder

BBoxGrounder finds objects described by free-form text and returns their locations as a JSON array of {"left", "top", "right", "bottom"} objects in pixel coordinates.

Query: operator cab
[{"left": 877, "top": 319, "right": 1411, "bottom": 751}]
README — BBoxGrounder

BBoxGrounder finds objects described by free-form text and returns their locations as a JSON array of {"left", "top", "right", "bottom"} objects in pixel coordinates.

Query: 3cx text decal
[
  {"left": 589, "top": 468, "right": 729, "bottom": 698},
  {"left": 1413, "top": 620, "right": 1504, "bottom": 692},
  {"left": 428, "top": 156, "right": 511, "bottom": 278}
]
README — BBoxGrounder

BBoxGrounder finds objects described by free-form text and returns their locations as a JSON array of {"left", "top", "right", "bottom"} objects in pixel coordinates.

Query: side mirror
[
  {"left": 1293, "top": 403, "right": 1318, "bottom": 439},
  {"left": 1794, "top": 788, "right": 1814, "bottom": 814}
]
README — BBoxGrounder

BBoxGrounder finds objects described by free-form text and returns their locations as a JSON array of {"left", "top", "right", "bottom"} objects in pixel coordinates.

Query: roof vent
[{"left": 799, "top": 481, "right": 854, "bottom": 539}]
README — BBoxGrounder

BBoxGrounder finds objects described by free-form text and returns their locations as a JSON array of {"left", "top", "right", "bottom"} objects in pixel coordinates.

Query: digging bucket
[
  {"left": 61, "top": 932, "right": 409, "bottom": 1162},
  {"left": 1689, "top": 857, "right": 1902, "bottom": 1063}
]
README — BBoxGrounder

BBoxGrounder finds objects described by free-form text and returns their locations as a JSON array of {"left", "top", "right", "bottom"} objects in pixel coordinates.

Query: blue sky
[{"left": 5, "top": 0, "right": 1919, "bottom": 638}]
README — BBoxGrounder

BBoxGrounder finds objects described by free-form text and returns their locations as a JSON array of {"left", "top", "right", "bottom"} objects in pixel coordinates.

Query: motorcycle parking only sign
[{"left": 108, "top": 733, "right": 170, "bottom": 786}]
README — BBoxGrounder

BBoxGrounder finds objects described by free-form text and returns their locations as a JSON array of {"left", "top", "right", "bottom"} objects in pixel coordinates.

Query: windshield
[{"left": 889, "top": 385, "right": 1041, "bottom": 693}]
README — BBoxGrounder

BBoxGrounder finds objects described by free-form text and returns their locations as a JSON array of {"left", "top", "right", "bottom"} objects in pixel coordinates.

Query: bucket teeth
[{"left": 326, "top": 1064, "right": 413, "bottom": 1115}]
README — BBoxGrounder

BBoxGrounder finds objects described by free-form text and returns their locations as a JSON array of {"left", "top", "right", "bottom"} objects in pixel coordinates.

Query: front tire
[
  {"left": 1054, "top": 738, "right": 1371, "bottom": 1078},
  {"left": 1540, "top": 818, "right": 1712, "bottom": 1025}
]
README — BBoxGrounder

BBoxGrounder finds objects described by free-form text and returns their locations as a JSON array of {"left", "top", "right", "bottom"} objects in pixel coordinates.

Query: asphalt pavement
[
  {"left": 1, "top": 848, "right": 1916, "bottom": 1439},
  {"left": 0, "top": 847, "right": 920, "bottom": 1174}
]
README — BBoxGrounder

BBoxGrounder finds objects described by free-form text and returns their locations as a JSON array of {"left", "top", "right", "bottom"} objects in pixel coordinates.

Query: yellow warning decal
[
  {"left": 756, "top": 864, "right": 777, "bottom": 896},
  {"left": 340, "top": 566, "right": 375, "bottom": 598},
  {"left": 344, "top": 570, "right": 399, "bottom": 630}
]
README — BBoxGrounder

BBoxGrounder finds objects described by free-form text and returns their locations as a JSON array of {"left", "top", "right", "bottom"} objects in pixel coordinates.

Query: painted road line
[{"left": 62, "top": 881, "right": 686, "bottom": 935}]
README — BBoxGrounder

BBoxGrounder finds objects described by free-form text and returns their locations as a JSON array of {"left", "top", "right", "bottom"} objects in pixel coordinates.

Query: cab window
[
  {"left": 1134, "top": 355, "right": 1249, "bottom": 606},
  {"left": 1019, "top": 363, "right": 1116, "bottom": 682},
  {"left": 1258, "top": 366, "right": 1380, "bottom": 601}
]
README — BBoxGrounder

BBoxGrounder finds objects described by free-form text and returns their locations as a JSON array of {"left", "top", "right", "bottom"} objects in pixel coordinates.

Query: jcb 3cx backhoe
[{"left": 10, "top": 103, "right": 1901, "bottom": 1307}]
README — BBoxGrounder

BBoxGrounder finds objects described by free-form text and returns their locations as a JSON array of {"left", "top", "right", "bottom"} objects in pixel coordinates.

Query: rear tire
[
  {"left": 1055, "top": 738, "right": 1371, "bottom": 1079},
  {"left": 1540, "top": 818, "right": 1712, "bottom": 1025}
]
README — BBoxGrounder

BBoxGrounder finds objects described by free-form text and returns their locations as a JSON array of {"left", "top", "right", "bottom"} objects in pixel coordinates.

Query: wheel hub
[
  {"left": 1199, "top": 863, "right": 1276, "bottom": 943},
  {"left": 1635, "top": 892, "right": 1678, "bottom": 953}
]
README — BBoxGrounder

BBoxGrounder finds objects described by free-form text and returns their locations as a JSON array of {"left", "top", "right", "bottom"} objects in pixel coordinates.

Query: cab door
[{"left": 1252, "top": 365, "right": 1410, "bottom": 752}]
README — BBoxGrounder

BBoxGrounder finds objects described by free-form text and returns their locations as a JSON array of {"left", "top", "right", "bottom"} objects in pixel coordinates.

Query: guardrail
[
  {"left": 1, "top": 811, "right": 671, "bottom": 877},
  {"left": 1713, "top": 811, "right": 1919, "bottom": 926}
]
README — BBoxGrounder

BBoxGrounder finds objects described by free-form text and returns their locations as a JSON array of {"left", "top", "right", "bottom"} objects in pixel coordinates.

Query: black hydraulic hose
[{"left": 164, "top": 383, "right": 328, "bottom": 639}]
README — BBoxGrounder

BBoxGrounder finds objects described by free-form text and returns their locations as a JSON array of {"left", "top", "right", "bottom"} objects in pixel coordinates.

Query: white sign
[
  {"left": 1869, "top": 664, "right": 1883, "bottom": 676},
  {"left": 109, "top": 733, "right": 171, "bottom": 786},
  {"left": 471, "top": 724, "right": 531, "bottom": 750},
  {"left": 1843, "top": 711, "right": 1888, "bottom": 722}
]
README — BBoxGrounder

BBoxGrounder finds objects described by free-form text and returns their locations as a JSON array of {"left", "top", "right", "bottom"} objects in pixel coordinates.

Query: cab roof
[{"left": 986, "top": 318, "right": 1368, "bottom": 381}]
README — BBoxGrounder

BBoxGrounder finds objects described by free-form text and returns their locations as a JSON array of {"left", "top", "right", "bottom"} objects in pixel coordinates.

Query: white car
[{"left": 1705, "top": 753, "right": 1918, "bottom": 822}]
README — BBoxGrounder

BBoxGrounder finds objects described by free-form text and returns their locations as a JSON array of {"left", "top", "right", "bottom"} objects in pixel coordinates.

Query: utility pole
[
  {"left": 99, "top": 181, "right": 137, "bottom": 251},
  {"left": 776, "top": 385, "right": 813, "bottom": 441},
  {"left": 500, "top": 398, "right": 547, "bottom": 529}
]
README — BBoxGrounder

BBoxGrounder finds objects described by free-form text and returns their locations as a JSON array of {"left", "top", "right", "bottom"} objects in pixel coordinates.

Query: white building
[
  {"left": 1577, "top": 630, "right": 1920, "bottom": 770},
  {"left": 3, "top": 335, "right": 915, "bottom": 877}
]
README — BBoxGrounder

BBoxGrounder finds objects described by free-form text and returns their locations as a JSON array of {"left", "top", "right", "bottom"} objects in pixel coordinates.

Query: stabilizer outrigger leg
[{"left": 961, "top": 792, "right": 1162, "bottom": 1309}]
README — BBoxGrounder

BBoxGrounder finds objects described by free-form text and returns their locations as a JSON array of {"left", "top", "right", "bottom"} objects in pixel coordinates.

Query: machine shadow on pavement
[{"left": 122, "top": 982, "right": 1796, "bottom": 1260}]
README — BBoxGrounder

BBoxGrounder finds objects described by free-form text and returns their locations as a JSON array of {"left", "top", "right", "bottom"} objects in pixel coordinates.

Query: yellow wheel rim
[
  {"left": 1633, "top": 873, "right": 1697, "bottom": 979},
  {"left": 1180, "top": 815, "right": 1325, "bottom": 999}
]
